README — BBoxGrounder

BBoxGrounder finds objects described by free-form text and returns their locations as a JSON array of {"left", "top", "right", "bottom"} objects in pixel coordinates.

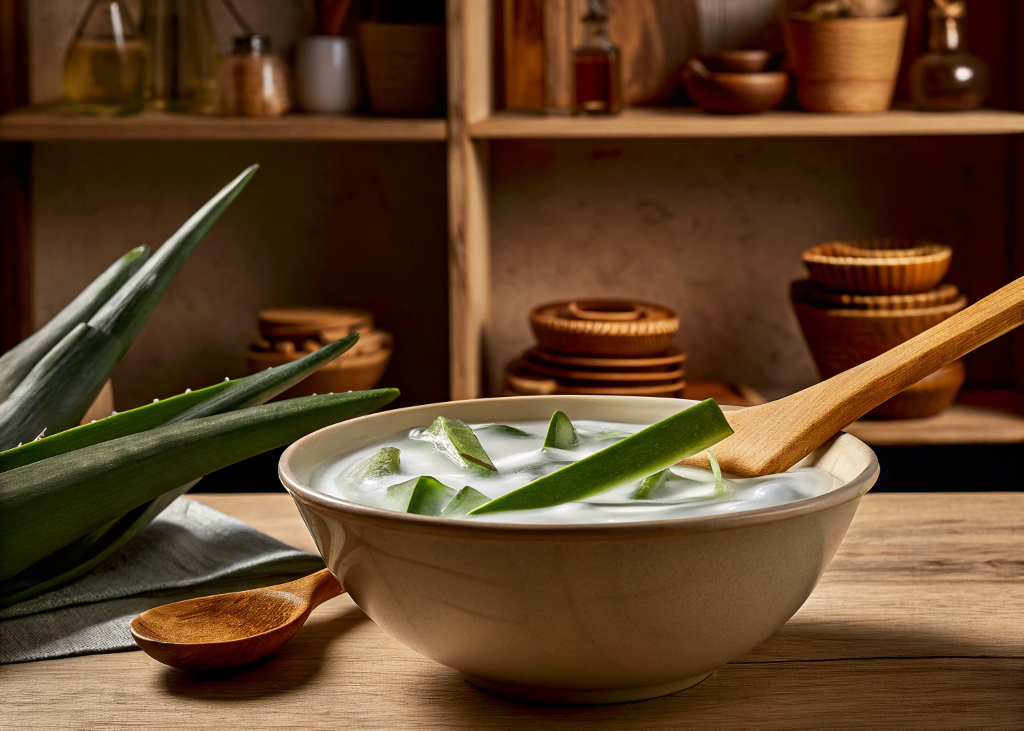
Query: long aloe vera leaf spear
[
  {"left": 0, "top": 166, "right": 258, "bottom": 451},
  {"left": 0, "top": 246, "right": 150, "bottom": 404},
  {"left": 0, "top": 388, "right": 399, "bottom": 583},
  {"left": 0, "top": 332, "right": 359, "bottom": 473}
]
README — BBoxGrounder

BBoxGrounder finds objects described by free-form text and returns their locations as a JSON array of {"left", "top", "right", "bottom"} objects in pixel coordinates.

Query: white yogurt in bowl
[{"left": 313, "top": 417, "right": 840, "bottom": 525}]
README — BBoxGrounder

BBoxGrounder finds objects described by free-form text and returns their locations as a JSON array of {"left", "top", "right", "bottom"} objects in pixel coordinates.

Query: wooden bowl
[
  {"left": 802, "top": 239, "right": 952, "bottom": 295},
  {"left": 504, "top": 366, "right": 686, "bottom": 397},
  {"left": 807, "top": 282, "right": 960, "bottom": 311},
  {"left": 258, "top": 307, "right": 374, "bottom": 344},
  {"left": 516, "top": 353, "right": 686, "bottom": 383},
  {"left": 784, "top": 15, "right": 908, "bottom": 113},
  {"left": 865, "top": 360, "right": 965, "bottom": 420},
  {"left": 529, "top": 347, "right": 687, "bottom": 370},
  {"left": 530, "top": 300, "right": 679, "bottom": 357},
  {"left": 698, "top": 51, "right": 772, "bottom": 73},
  {"left": 246, "top": 334, "right": 392, "bottom": 399},
  {"left": 791, "top": 281, "right": 967, "bottom": 378},
  {"left": 682, "top": 63, "right": 789, "bottom": 114}
]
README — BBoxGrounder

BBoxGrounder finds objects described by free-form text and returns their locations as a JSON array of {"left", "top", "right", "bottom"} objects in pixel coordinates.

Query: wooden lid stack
[
  {"left": 245, "top": 307, "right": 392, "bottom": 399},
  {"left": 503, "top": 300, "right": 687, "bottom": 397},
  {"left": 792, "top": 239, "right": 967, "bottom": 419}
]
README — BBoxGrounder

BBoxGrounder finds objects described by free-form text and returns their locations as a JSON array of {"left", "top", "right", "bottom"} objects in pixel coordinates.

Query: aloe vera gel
[{"left": 313, "top": 402, "right": 838, "bottom": 525}]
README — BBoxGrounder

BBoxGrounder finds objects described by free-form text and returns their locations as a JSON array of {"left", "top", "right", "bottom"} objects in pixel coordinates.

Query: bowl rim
[
  {"left": 802, "top": 242, "right": 952, "bottom": 267},
  {"left": 792, "top": 291, "right": 968, "bottom": 319},
  {"left": 279, "top": 396, "right": 880, "bottom": 540}
]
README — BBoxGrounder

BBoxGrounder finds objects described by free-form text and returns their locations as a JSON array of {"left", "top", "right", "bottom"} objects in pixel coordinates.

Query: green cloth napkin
[{"left": 0, "top": 498, "right": 325, "bottom": 664}]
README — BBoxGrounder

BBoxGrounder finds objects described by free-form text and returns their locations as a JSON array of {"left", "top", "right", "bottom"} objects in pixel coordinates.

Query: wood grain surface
[{"left": 2, "top": 492, "right": 1021, "bottom": 730}]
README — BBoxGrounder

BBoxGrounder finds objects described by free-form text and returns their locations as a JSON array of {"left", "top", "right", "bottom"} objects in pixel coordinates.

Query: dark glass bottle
[
  {"left": 572, "top": 0, "right": 622, "bottom": 115},
  {"left": 910, "top": 1, "right": 989, "bottom": 112}
]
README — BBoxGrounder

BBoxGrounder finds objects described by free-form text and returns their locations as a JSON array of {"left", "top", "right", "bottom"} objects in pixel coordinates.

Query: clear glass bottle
[
  {"left": 571, "top": 0, "right": 622, "bottom": 115},
  {"left": 139, "top": 0, "right": 219, "bottom": 114},
  {"left": 216, "top": 35, "right": 293, "bottom": 117},
  {"left": 63, "top": 0, "right": 149, "bottom": 115},
  {"left": 910, "top": 1, "right": 989, "bottom": 112}
]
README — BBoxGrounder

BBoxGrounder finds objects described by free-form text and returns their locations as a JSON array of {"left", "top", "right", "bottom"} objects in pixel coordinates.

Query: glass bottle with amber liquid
[
  {"left": 572, "top": 0, "right": 622, "bottom": 115},
  {"left": 63, "top": 0, "right": 149, "bottom": 115}
]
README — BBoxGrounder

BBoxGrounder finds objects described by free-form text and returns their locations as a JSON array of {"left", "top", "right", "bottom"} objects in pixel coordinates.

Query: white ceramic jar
[{"left": 295, "top": 36, "right": 360, "bottom": 114}]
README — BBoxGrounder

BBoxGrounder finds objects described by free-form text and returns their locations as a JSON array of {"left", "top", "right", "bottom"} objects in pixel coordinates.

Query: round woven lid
[{"left": 529, "top": 300, "right": 679, "bottom": 357}]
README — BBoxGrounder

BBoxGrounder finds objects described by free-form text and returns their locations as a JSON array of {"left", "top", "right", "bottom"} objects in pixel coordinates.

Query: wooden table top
[{"left": 3, "top": 493, "right": 1022, "bottom": 730}]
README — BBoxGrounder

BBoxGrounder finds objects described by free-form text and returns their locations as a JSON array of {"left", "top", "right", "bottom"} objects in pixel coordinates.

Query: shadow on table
[
  {"left": 158, "top": 603, "right": 368, "bottom": 700},
  {"left": 394, "top": 620, "right": 1021, "bottom": 730}
]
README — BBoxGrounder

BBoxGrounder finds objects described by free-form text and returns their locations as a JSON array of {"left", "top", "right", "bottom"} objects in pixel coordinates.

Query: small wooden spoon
[
  {"left": 130, "top": 568, "right": 343, "bottom": 670},
  {"left": 695, "top": 276, "right": 1024, "bottom": 477}
]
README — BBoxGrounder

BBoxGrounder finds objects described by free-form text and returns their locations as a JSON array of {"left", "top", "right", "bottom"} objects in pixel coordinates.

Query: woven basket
[
  {"left": 791, "top": 281, "right": 966, "bottom": 378},
  {"left": 360, "top": 23, "right": 446, "bottom": 116},
  {"left": 785, "top": 15, "right": 907, "bottom": 112},
  {"left": 529, "top": 300, "right": 679, "bottom": 357},
  {"left": 802, "top": 239, "right": 952, "bottom": 295}
]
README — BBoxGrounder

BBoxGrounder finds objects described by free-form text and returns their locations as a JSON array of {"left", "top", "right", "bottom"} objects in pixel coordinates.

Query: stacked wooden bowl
[
  {"left": 245, "top": 307, "right": 392, "bottom": 399},
  {"left": 503, "top": 300, "right": 686, "bottom": 397},
  {"left": 792, "top": 239, "right": 967, "bottom": 419}
]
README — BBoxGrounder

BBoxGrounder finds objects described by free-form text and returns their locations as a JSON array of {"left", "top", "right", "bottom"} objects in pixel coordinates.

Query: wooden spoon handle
[
  {"left": 278, "top": 568, "right": 344, "bottom": 608},
  {"left": 802, "top": 275, "right": 1024, "bottom": 434}
]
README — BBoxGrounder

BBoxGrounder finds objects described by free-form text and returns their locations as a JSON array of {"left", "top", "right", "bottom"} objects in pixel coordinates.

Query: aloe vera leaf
[
  {"left": 0, "top": 333, "right": 359, "bottom": 473},
  {"left": 439, "top": 486, "right": 490, "bottom": 518},
  {"left": 346, "top": 447, "right": 401, "bottom": 483},
  {"left": 386, "top": 476, "right": 457, "bottom": 517},
  {"left": 0, "top": 480, "right": 198, "bottom": 609},
  {"left": 167, "top": 332, "right": 358, "bottom": 424},
  {"left": 0, "top": 387, "right": 398, "bottom": 583},
  {"left": 470, "top": 399, "right": 733, "bottom": 515},
  {"left": 0, "top": 166, "right": 257, "bottom": 451},
  {"left": 632, "top": 468, "right": 669, "bottom": 500},
  {"left": 595, "top": 429, "right": 632, "bottom": 441},
  {"left": 475, "top": 424, "right": 531, "bottom": 438},
  {"left": 423, "top": 416, "right": 496, "bottom": 473},
  {"left": 707, "top": 449, "right": 730, "bottom": 497},
  {"left": 0, "top": 247, "right": 150, "bottom": 404},
  {"left": 543, "top": 410, "right": 579, "bottom": 450},
  {"left": 0, "top": 383, "right": 231, "bottom": 473}
]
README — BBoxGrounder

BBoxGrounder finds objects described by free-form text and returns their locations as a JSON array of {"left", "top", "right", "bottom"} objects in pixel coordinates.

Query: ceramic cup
[
  {"left": 280, "top": 396, "right": 880, "bottom": 704},
  {"left": 295, "top": 36, "right": 360, "bottom": 114}
]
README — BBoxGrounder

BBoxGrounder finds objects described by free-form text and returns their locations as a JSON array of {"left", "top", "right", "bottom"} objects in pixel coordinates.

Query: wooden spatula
[{"left": 696, "top": 277, "right": 1024, "bottom": 477}]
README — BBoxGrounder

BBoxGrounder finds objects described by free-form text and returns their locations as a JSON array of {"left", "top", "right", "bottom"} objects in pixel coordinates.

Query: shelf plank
[
  {"left": 845, "top": 403, "right": 1024, "bottom": 447},
  {"left": 0, "top": 106, "right": 448, "bottom": 142},
  {"left": 471, "top": 108, "right": 1024, "bottom": 139}
]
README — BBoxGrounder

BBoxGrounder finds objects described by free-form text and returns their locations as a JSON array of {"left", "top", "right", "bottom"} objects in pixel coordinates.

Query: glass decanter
[
  {"left": 63, "top": 0, "right": 149, "bottom": 115},
  {"left": 572, "top": 0, "right": 622, "bottom": 115},
  {"left": 909, "top": 0, "right": 990, "bottom": 111}
]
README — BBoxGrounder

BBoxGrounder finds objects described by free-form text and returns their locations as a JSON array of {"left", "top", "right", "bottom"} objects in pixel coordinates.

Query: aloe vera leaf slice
[
  {"left": 0, "top": 333, "right": 359, "bottom": 473},
  {"left": 0, "top": 166, "right": 257, "bottom": 450},
  {"left": 346, "top": 447, "right": 401, "bottom": 483},
  {"left": 595, "top": 429, "right": 632, "bottom": 441},
  {"left": 543, "top": 410, "right": 579, "bottom": 450},
  {"left": 470, "top": 399, "right": 732, "bottom": 515},
  {"left": 439, "top": 486, "right": 490, "bottom": 518},
  {"left": 423, "top": 416, "right": 496, "bottom": 473},
  {"left": 0, "top": 388, "right": 399, "bottom": 583},
  {"left": 0, "top": 246, "right": 150, "bottom": 404},
  {"left": 386, "top": 476, "right": 457, "bottom": 517},
  {"left": 707, "top": 449, "right": 730, "bottom": 497},
  {"left": 632, "top": 468, "right": 669, "bottom": 500},
  {"left": 475, "top": 424, "right": 531, "bottom": 438}
]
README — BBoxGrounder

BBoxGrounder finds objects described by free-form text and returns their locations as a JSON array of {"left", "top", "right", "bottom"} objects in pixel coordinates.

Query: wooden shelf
[
  {"left": 845, "top": 404, "right": 1024, "bottom": 447},
  {"left": 470, "top": 108, "right": 1024, "bottom": 139},
  {"left": 0, "top": 106, "right": 448, "bottom": 142}
]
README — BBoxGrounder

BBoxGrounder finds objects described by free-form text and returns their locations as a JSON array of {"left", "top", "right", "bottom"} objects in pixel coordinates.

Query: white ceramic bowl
[{"left": 279, "top": 396, "right": 879, "bottom": 704}]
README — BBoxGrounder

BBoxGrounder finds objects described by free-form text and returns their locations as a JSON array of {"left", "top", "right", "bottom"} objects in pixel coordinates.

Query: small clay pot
[{"left": 682, "top": 59, "right": 789, "bottom": 115}]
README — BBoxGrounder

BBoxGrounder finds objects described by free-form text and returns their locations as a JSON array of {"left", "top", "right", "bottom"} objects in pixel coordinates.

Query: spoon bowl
[{"left": 131, "top": 568, "right": 342, "bottom": 670}]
